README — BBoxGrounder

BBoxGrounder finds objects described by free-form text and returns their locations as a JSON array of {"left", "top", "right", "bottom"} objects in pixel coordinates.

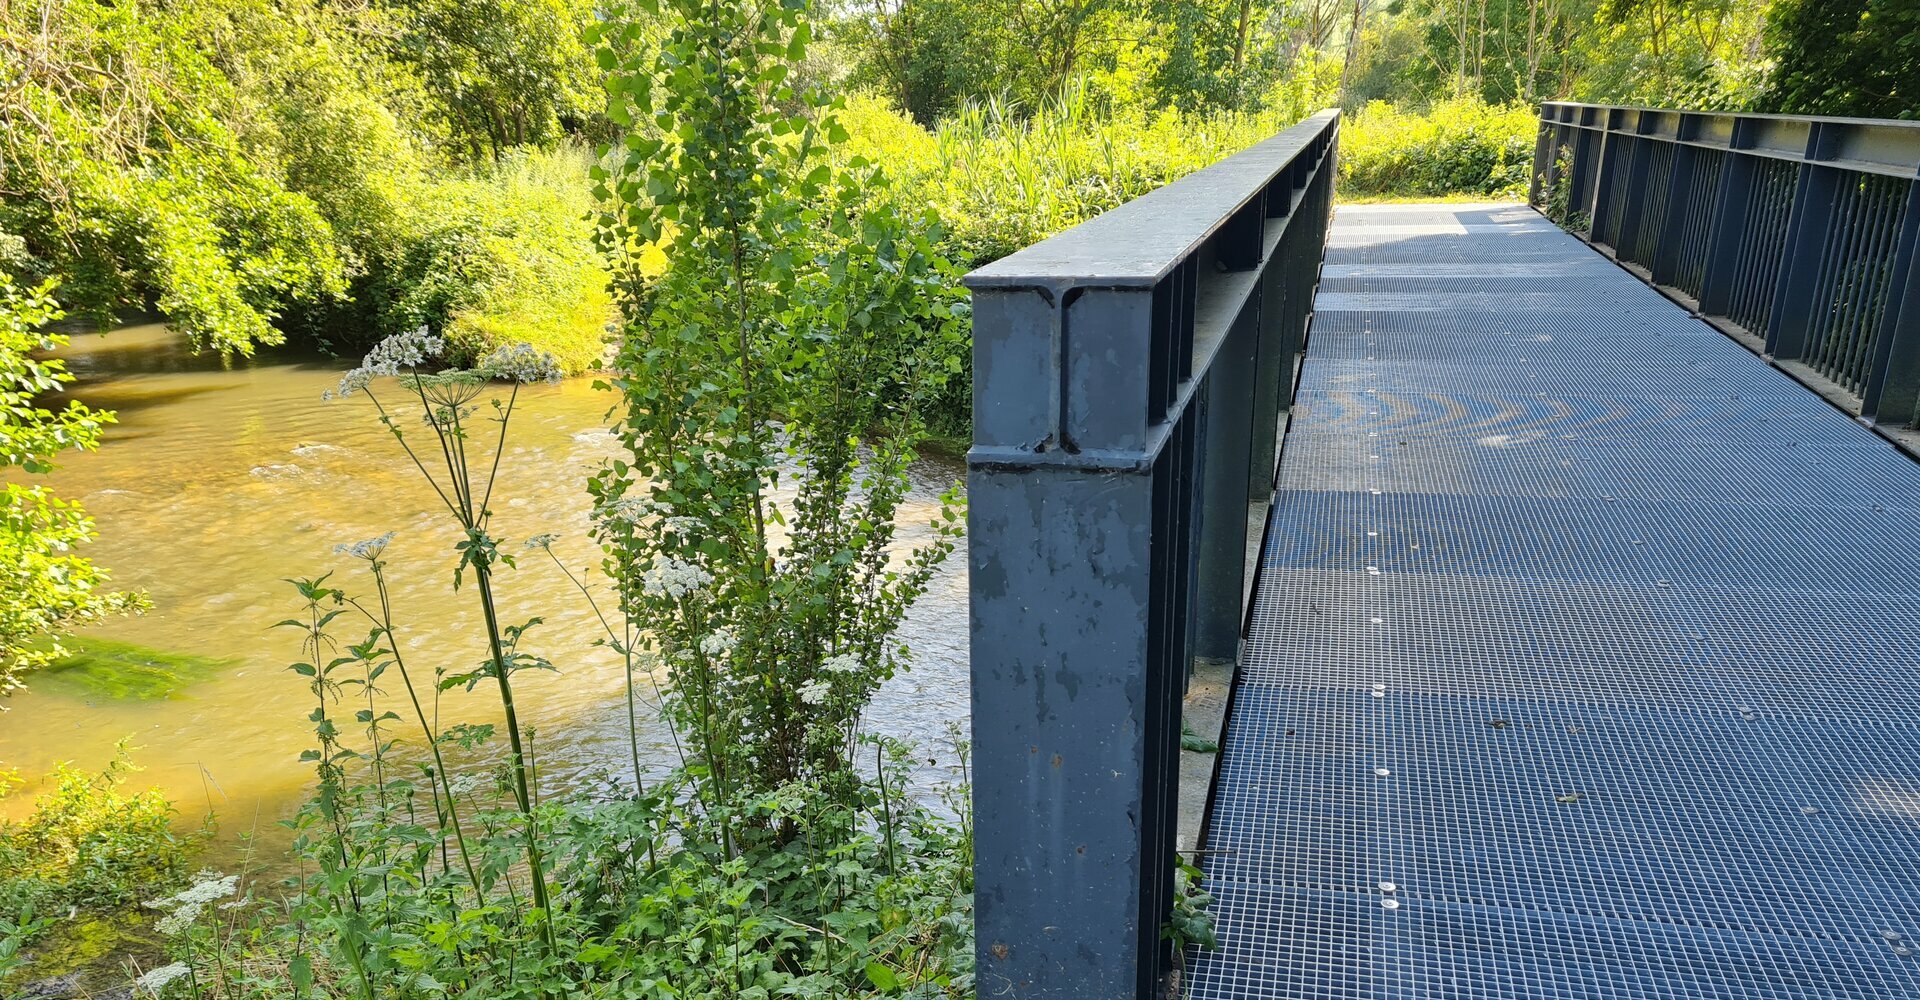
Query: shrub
[
  {"left": 367, "top": 148, "right": 614, "bottom": 375},
  {"left": 0, "top": 746, "right": 193, "bottom": 916},
  {"left": 1338, "top": 98, "right": 1538, "bottom": 199}
]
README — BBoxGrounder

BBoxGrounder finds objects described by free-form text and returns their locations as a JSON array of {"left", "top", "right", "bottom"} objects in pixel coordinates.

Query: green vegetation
[
  {"left": 0, "top": 747, "right": 196, "bottom": 987},
  {"left": 1765, "top": 0, "right": 1920, "bottom": 119},
  {"left": 840, "top": 90, "right": 1327, "bottom": 269},
  {"left": 1, "top": 279, "right": 146, "bottom": 698},
  {"left": 7, "top": 0, "right": 1920, "bottom": 995},
  {"left": 64, "top": 7, "right": 981, "bottom": 990},
  {"left": 0, "top": 0, "right": 612, "bottom": 368},
  {"left": 33, "top": 638, "right": 233, "bottom": 701},
  {"left": 1339, "top": 98, "right": 1537, "bottom": 200},
  {"left": 0, "top": 748, "right": 191, "bottom": 914}
]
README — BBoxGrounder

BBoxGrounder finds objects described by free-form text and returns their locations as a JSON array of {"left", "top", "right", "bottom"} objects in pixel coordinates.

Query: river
[{"left": 0, "top": 322, "right": 970, "bottom": 845}]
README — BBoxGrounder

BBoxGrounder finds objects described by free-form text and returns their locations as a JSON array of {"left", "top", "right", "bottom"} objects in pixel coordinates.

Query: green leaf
[{"left": 864, "top": 961, "right": 899, "bottom": 992}]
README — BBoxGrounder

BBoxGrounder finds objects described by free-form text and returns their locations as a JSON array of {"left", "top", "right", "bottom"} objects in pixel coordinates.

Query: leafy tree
[
  {"left": 1765, "top": 0, "right": 1920, "bottom": 119},
  {"left": 0, "top": 278, "right": 145, "bottom": 699},
  {"left": 384, "top": 0, "right": 604, "bottom": 160},
  {"left": 1, "top": 0, "right": 351, "bottom": 354}
]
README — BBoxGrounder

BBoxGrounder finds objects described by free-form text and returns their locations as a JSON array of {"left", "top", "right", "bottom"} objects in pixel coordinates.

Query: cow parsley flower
[
  {"left": 147, "top": 873, "right": 240, "bottom": 936},
  {"left": 822, "top": 653, "right": 862, "bottom": 675},
  {"left": 699, "top": 628, "right": 738, "bottom": 657},
  {"left": 798, "top": 679, "right": 831, "bottom": 705},
  {"left": 641, "top": 557, "right": 712, "bottom": 598},
  {"left": 134, "top": 962, "right": 192, "bottom": 994},
  {"left": 524, "top": 533, "right": 558, "bottom": 550},
  {"left": 329, "top": 326, "right": 445, "bottom": 399},
  {"left": 334, "top": 531, "right": 396, "bottom": 561},
  {"left": 598, "top": 496, "right": 661, "bottom": 526},
  {"left": 480, "top": 342, "right": 564, "bottom": 384}
]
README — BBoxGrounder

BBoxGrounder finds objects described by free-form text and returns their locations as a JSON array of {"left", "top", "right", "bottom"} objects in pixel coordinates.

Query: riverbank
[{"left": 0, "top": 320, "right": 973, "bottom": 992}]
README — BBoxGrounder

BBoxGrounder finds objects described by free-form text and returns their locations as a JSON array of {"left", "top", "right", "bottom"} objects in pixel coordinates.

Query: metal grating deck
[{"left": 1186, "top": 203, "right": 1920, "bottom": 999}]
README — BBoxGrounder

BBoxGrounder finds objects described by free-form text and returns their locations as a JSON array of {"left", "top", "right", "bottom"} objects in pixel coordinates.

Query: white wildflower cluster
[
  {"left": 480, "top": 342, "right": 564, "bottom": 384},
  {"left": 334, "top": 531, "right": 396, "bottom": 561},
  {"left": 698, "top": 628, "right": 738, "bottom": 658},
  {"left": 797, "top": 678, "right": 831, "bottom": 705},
  {"left": 524, "top": 533, "right": 559, "bottom": 550},
  {"left": 133, "top": 962, "right": 193, "bottom": 994},
  {"left": 598, "top": 496, "right": 663, "bottom": 526},
  {"left": 821, "top": 653, "right": 862, "bottom": 675},
  {"left": 448, "top": 772, "right": 482, "bottom": 796},
  {"left": 641, "top": 556, "right": 712, "bottom": 598},
  {"left": 146, "top": 872, "right": 240, "bottom": 936},
  {"left": 326, "top": 326, "right": 445, "bottom": 399},
  {"left": 662, "top": 515, "right": 704, "bottom": 536}
]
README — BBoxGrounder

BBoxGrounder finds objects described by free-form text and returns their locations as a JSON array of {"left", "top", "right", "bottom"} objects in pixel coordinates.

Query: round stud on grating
[
  {"left": 1368, "top": 531, "right": 1379, "bottom": 537},
  {"left": 1801, "top": 805, "right": 1821, "bottom": 815},
  {"left": 1381, "top": 899, "right": 1401, "bottom": 911},
  {"left": 1883, "top": 931, "right": 1904, "bottom": 943},
  {"left": 1379, "top": 882, "right": 1397, "bottom": 893},
  {"left": 1371, "top": 617, "right": 1384, "bottom": 624},
  {"left": 1369, "top": 489, "right": 1383, "bottom": 495},
  {"left": 1374, "top": 767, "right": 1391, "bottom": 777},
  {"left": 1656, "top": 580, "right": 1672, "bottom": 588}
]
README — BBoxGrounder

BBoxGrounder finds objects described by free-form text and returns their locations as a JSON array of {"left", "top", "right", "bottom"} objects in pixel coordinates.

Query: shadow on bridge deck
[{"left": 1188, "top": 202, "right": 1920, "bottom": 999}]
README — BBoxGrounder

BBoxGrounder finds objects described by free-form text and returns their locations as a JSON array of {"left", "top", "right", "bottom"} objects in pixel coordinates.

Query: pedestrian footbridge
[{"left": 963, "top": 106, "right": 1920, "bottom": 999}]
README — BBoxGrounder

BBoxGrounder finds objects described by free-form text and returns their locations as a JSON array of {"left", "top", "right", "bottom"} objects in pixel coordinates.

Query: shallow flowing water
[{"left": 0, "top": 322, "right": 969, "bottom": 846}]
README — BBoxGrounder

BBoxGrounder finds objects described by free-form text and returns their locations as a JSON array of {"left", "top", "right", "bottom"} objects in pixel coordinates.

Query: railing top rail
[
  {"left": 1539, "top": 100, "right": 1920, "bottom": 131},
  {"left": 962, "top": 108, "right": 1339, "bottom": 291}
]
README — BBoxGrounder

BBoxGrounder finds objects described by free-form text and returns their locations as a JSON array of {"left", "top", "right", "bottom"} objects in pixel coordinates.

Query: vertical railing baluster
[
  {"left": 1534, "top": 102, "right": 1920, "bottom": 434},
  {"left": 1862, "top": 179, "right": 1920, "bottom": 424}
]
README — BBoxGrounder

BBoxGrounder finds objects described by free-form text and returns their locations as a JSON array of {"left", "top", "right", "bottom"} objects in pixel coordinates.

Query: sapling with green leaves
[{"left": 587, "top": 0, "right": 969, "bottom": 840}]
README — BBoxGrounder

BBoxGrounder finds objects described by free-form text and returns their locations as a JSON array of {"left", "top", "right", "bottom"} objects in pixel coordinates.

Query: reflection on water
[{"left": 0, "top": 322, "right": 969, "bottom": 843}]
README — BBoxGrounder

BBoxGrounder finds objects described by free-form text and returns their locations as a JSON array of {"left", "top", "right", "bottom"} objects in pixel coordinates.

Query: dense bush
[
  {"left": 0, "top": 748, "right": 191, "bottom": 917},
  {"left": 368, "top": 150, "right": 613, "bottom": 374},
  {"left": 834, "top": 87, "right": 1334, "bottom": 434},
  {"left": 841, "top": 88, "right": 1312, "bottom": 269},
  {"left": 1338, "top": 98, "right": 1538, "bottom": 200},
  {"left": 0, "top": 0, "right": 611, "bottom": 371}
]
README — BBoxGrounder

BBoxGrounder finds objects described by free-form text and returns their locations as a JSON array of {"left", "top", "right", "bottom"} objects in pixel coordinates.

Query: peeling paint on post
[{"left": 963, "top": 111, "right": 1339, "bottom": 999}]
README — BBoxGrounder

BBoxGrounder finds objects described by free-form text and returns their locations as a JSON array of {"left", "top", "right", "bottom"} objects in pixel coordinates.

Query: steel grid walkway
[{"left": 1186, "top": 203, "right": 1920, "bottom": 999}]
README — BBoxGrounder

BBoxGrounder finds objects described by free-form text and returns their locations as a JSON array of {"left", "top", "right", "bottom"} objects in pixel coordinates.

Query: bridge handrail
[
  {"left": 961, "top": 108, "right": 1339, "bottom": 999},
  {"left": 1532, "top": 102, "right": 1920, "bottom": 435}
]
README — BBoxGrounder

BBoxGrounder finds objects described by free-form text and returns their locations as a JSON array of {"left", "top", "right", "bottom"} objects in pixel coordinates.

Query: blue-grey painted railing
[
  {"left": 961, "top": 109, "right": 1338, "bottom": 999},
  {"left": 1533, "top": 102, "right": 1920, "bottom": 432}
]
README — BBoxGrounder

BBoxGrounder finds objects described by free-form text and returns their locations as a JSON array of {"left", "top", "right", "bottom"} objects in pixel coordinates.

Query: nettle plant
[{"left": 588, "top": 0, "right": 967, "bottom": 827}]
